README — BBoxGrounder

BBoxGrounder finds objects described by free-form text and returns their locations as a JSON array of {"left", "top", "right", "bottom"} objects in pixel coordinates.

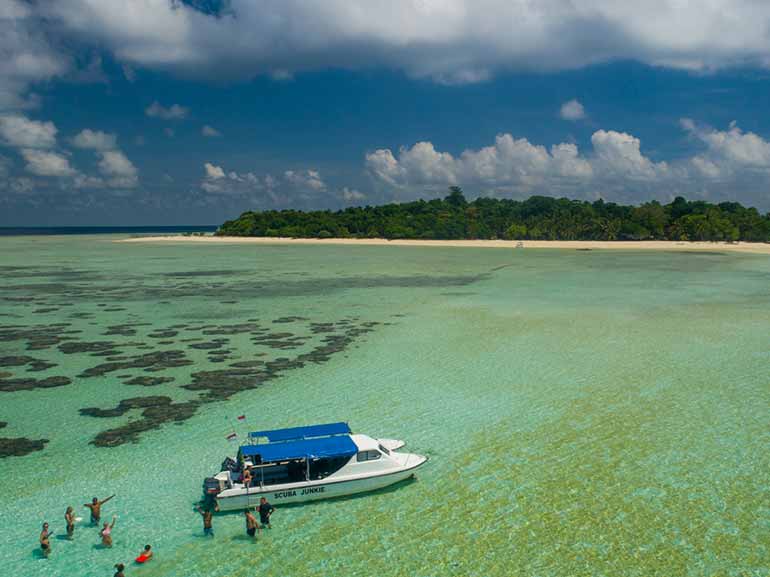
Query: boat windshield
[{"left": 378, "top": 444, "right": 390, "bottom": 455}]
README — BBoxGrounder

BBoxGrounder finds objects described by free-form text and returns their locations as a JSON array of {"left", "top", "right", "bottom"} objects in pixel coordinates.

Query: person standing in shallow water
[
  {"left": 100, "top": 516, "right": 116, "bottom": 548},
  {"left": 244, "top": 509, "right": 258, "bottom": 539},
  {"left": 64, "top": 506, "right": 76, "bottom": 539},
  {"left": 39, "top": 522, "right": 52, "bottom": 557},
  {"left": 197, "top": 503, "right": 218, "bottom": 536},
  {"left": 258, "top": 497, "right": 274, "bottom": 532},
  {"left": 84, "top": 494, "right": 115, "bottom": 525}
]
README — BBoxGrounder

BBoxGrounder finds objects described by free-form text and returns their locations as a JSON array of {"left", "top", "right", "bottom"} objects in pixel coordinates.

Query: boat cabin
[{"left": 236, "top": 422, "right": 360, "bottom": 486}]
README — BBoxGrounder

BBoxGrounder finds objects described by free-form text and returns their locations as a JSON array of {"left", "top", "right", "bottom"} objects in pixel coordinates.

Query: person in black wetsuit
[{"left": 258, "top": 497, "right": 274, "bottom": 531}]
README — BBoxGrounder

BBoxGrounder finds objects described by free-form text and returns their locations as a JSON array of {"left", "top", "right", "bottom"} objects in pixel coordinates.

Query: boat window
[
  {"left": 378, "top": 444, "right": 390, "bottom": 455},
  {"left": 356, "top": 450, "right": 381, "bottom": 462}
]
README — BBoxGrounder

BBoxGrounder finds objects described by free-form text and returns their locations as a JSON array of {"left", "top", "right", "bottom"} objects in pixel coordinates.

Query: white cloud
[
  {"left": 590, "top": 130, "right": 668, "bottom": 180},
  {"left": 201, "top": 125, "right": 221, "bottom": 137},
  {"left": 681, "top": 118, "right": 770, "bottom": 178},
  {"left": 284, "top": 169, "right": 326, "bottom": 191},
  {"left": 97, "top": 149, "right": 138, "bottom": 187},
  {"left": 366, "top": 133, "right": 593, "bottom": 192},
  {"left": 145, "top": 101, "right": 188, "bottom": 120},
  {"left": 0, "top": 1, "right": 68, "bottom": 110},
  {"left": 21, "top": 148, "right": 75, "bottom": 176},
  {"left": 71, "top": 128, "right": 117, "bottom": 150},
  {"left": 560, "top": 99, "right": 586, "bottom": 121},
  {"left": 204, "top": 162, "right": 225, "bottom": 180},
  {"left": 341, "top": 187, "right": 366, "bottom": 202},
  {"left": 0, "top": 114, "right": 57, "bottom": 148},
  {"left": 34, "top": 1, "right": 770, "bottom": 85},
  {"left": 365, "top": 121, "right": 770, "bottom": 204}
]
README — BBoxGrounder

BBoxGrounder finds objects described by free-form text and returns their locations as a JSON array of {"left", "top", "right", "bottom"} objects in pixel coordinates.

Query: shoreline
[{"left": 119, "top": 235, "right": 770, "bottom": 254}]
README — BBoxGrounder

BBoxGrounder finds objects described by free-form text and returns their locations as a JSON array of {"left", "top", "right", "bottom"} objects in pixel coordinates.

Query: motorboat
[{"left": 204, "top": 422, "right": 428, "bottom": 510}]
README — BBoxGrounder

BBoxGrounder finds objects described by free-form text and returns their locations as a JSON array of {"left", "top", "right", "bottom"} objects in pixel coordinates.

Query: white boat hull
[{"left": 216, "top": 456, "right": 426, "bottom": 510}]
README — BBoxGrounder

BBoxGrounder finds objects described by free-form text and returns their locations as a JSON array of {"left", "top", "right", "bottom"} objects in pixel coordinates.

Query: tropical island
[{"left": 216, "top": 188, "right": 770, "bottom": 242}]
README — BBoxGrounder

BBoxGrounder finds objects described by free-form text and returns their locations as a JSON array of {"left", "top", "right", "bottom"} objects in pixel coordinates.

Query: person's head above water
[
  {"left": 42, "top": 522, "right": 48, "bottom": 530},
  {"left": 92, "top": 497, "right": 98, "bottom": 504},
  {"left": 144, "top": 545, "right": 151, "bottom": 551},
  {"left": 260, "top": 497, "right": 267, "bottom": 504},
  {"left": 115, "top": 563, "right": 125, "bottom": 571}
]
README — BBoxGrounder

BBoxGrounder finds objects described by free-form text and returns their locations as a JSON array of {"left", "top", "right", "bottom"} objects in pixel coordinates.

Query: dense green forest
[{"left": 217, "top": 188, "right": 770, "bottom": 242}]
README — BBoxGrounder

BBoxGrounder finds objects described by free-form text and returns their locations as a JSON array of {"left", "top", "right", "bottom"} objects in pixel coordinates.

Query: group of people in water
[
  {"left": 38, "top": 492, "right": 275, "bottom": 571},
  {"left": 38, "top": 493, "right": 152, "bottom": 572}
]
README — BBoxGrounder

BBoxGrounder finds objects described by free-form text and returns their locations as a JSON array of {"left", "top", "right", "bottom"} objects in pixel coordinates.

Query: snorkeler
[
  {"left": 84, "top": 494, "right": 115, "bottom": 525},
  {"left": 39, "top": 522, "right": 52, "bottom": 557},
  {"left": 100, "top": 516, "right": 116, "bottom": 548}
]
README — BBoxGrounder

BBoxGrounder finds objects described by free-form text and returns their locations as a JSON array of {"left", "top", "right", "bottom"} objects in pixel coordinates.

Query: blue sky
[{"left": 3, "top": 1, "right": 770, "bottom": 225}]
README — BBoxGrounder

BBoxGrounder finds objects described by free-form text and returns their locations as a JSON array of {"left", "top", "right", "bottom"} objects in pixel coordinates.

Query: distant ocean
[{"left": 0, "top": 225, "right": 218, "bottom": 236}]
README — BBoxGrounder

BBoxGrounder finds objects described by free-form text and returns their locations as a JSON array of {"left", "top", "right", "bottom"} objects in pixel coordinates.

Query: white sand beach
[{"left": 120, "top": 236, "right": 770, "bottom": 254}]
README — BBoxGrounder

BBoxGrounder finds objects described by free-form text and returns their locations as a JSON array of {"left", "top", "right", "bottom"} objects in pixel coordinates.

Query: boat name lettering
[
  {"left": 274, "top": 490, "right": 297, "bottom": 498},
  {"left": 300, "top": 487, "right": 325, "bottom": 496}
]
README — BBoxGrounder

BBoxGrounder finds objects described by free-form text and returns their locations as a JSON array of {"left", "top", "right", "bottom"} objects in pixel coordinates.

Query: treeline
[{"left": 217, "top": 188, "right": 770, "bottom": 242}]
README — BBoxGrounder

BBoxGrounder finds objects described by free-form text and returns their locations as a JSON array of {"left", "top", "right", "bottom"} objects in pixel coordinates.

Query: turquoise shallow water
[{"left": 0, "top": 236, "right": 769, "bottom": 577}]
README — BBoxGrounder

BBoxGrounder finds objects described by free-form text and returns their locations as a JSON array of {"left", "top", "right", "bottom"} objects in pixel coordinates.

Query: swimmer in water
[
  {"left": 64, "top": 506, "right": 75, "bottom": 539},
  {"left": 100, "top": 516, "right": 116, "bottom": 548},
  {"left": 137, "top": 544, "right": 153, "bottom": 562},
  {"left": 114, "top": 563, "right": 126, "bottom": 577},
  {"left": 84, "top": 494, "right": 115, "bottom": 525},
  {"left": 39, "top": 522, "right": 52, "bottom": 557},
  {"left": 244, "top": 509, "right": 258, "bottom": 539}
]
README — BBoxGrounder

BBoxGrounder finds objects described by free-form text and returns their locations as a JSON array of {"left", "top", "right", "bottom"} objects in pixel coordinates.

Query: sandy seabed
[{"left": 120, "top": 235, "right": 770, "bottom": 254}]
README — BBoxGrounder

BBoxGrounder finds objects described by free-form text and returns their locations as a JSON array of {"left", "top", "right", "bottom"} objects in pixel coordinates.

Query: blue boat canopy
[
  {"left": 248, "top": 422, "right": 350, "bottom": 443},
  {"left": 240, "top": 435, "right": 357, "bottom": 462}
]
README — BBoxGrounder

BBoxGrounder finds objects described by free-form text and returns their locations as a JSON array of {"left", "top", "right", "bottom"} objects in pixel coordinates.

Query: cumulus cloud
[
  {"left": 366, "top": 121, "right": 770, "bottom": 204},
  {"left": 682, "top": 118, "right": 770, "bottom": 179},
  {"left": 0, "top": 1, "right": 68, "bottom": 110},
  {"left": 71, "top": 128, "right": 117, "bottom": 150},
  {"left": 0, "top": 114, "right": 57, "bottom": 148},
  {"left": 201, "top": 125, "right": 221, "bottom": 137},
  {"left": 341, "top": 187, "right": 366, "bottom": 202},
  {"left": 560, "top": 99, "right": 586, "bottom": 121},
  {"left": 21, "top": 148, "right": 75, "bottom": 176},
  {"left": 199, "top": 162, "right": 331, "bottom": 201},
  {"left": 30, "top": 1, "right": 770, "bottom": 86},
  {"left": 145, "top": 101, "right": 188, "bottom": 120},
  {"left": 284, "top": 169, "right": 326, "bottom": 191},
  {"left": 367, "top": 133, "right": 593, "bottom": 193}
]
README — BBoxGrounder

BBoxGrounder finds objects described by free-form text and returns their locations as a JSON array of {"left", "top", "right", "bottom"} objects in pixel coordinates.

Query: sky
[{"left": 3, "top": 1, "right": 770, "bottom": 226}]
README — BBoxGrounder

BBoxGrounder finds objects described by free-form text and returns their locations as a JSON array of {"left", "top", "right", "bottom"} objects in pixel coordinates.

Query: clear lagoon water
[{"left": 0, "top": 235, "right": 768, "bottom": 577}]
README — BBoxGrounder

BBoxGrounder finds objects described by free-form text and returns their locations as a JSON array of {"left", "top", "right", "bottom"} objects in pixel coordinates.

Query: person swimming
[
  {"left": 135, "top": 544, "right": 153, "bottom": 563},
  {"left": 244, "top": 509, "right": 258, "bottom": 538},
  {"left": 114, "top": 562, "right": 126, "bottom": 577},
  {"left": 64, "top": 506, "right": 75, "bottom": 539},
  {"left": 100, "top": 516, "right": 116, "bottom": 548},
  {"left": 84, "top": 494, "right": 115, "bottom": 525},
  {"left": 39, "top": 522, "right": 52, "bottom": 557}
]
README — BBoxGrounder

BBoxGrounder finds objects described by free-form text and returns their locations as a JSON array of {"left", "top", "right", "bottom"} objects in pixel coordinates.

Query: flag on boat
[
  {"left": 226, "top": 432, "right": 237, "bottom": 441},
  {"left": 237, "top": 415, "right": 246, "bottom": 421}
]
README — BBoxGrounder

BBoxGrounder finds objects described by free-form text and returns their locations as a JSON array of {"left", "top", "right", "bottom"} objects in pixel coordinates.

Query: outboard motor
[{"left": 203, "top": 477, "right": 222, "bottom": 496}]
